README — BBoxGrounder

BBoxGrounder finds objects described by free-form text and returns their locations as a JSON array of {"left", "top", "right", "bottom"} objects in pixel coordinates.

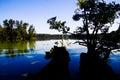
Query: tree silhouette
[
  {"left": 72, "top": 0, "right": 120, "bottom": 62},
  {"left": 47, "top": 0, "right": 120, "bottom": 62},
  {"left": 47, "top": 17, "right": 70, "bottom": 46}
]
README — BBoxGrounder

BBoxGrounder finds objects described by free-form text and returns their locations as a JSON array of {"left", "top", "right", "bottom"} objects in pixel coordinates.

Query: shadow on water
[
  {"left": 26, "top": 46, "right": 71, "bottom": 80},
  {"left": 26, "top": 46, "right": 120, "bottom": 80},
  {"left": 79, "top": 53, "right": 119, "bottom": 80}
]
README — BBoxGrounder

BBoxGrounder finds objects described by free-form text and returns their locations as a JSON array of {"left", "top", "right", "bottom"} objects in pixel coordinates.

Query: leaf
[{"left": 72, "top": 14, "right": 81, "bottom": 21}]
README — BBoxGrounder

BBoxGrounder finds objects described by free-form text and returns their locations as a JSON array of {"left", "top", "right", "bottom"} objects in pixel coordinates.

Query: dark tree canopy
[
  {"left": 47, "top": 17, "right": 70, "bottom": 46},
  {"left": 47, "top": 17, "right": 70, "bottom": 34},
  {"left": 47, "top": 0, "right": 120, "bottom": 62},
  {"left": 72, "top": 0, "right": 120, "bottom": 62}
]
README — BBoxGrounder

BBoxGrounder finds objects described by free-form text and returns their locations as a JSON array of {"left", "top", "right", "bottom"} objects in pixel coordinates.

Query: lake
[{"left": 0, "top": 40, "right": 120, "bottom": 80}]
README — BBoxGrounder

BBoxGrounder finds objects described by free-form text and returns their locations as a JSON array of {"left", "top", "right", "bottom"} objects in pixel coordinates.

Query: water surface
[{"left": 0, "top": 40, "right": 119, "bottom": 80}]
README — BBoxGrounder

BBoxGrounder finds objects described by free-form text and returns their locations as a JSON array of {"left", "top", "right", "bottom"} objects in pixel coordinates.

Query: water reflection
[
  {"left": 0, "top": 41, "right": 36, "bottom": 57},
  {"left": 26, "top": 46, "right": 71, "bottom": 80}
]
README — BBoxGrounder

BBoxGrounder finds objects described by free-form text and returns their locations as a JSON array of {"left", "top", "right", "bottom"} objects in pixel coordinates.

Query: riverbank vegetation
[
  {"left": 0, "top": 19, "right": 36, "bottom": 42},
  {"left": 36, "top": 33, "right": 86, "bottom": 40}
]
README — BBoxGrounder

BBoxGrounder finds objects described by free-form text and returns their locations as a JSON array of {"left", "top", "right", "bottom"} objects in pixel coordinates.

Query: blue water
[
  {"left": 0, "top": 40, "right": 119, "bottom": 80},
  {"left": 108, "top": 51, "right": 120, "bottom": 74}
]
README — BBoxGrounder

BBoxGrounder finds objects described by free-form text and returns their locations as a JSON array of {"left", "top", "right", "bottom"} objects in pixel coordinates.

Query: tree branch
[{"left": 73, "top": 41, "right": 87, "bottom": 47}]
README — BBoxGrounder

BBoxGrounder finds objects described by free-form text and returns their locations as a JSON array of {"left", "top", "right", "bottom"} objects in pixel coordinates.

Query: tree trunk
[
  {"left": 62, "top": 33, "right": 64, "bottom": 47},
  {"left": 87, "top": 44, "right": 95, "bottom": 54},
  {"left": 87, "top": 43, "right": 99, "bottom": 58}
]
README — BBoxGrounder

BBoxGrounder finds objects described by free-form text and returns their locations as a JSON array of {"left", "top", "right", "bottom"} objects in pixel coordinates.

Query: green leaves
[
  {"left": 1, "top": 19, "right": 36, "bottom": 41},
  {"left": 77, "top": 0, "right": 96, "bottom": 10}
]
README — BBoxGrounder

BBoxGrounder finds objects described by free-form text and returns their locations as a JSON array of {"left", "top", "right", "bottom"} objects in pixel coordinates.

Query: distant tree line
[
  {"left": 36, "top": 29, "right": 120, "bottom": 43},
  {"left": 36, "top": 33, "right": 88, "bottom": 40},
  {"left": 0, "top": 19, "right": 36, "bottom": 42}
]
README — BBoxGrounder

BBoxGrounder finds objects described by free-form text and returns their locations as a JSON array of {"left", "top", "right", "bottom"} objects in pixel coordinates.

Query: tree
[
  {"left": 22, "top": 22, "right": 29, "bottom": 40},
  {"left": 9, "top": 19, "right": 15, "bottom": 41},
  {"left": 47, "top": 17, "right": 70, "bottom": 46},
  {"left": 0, "top": 25, "right": 3, "bottom": 40},
  {"left": 72, "top": 0, "right": 120, "bottom": 62},
  {"left": 3, "top": 19, "right": 15, "bottom": 41},
  {"left": 28, "top": 25, "right": 36, "bottom": 40},
  {"left": 47, "top": 0, "right": 120, "bottom": 62},
  {"left": 15, "top": 20, "right": 22, "bottom": 40},
  {"left": 1, "top": 19, "right": 36, "bottom": 41}
]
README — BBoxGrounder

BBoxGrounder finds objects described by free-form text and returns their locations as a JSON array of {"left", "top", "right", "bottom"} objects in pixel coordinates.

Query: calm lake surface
[{"left": 0, "top": 40, "right": 120, "bottom": 80}]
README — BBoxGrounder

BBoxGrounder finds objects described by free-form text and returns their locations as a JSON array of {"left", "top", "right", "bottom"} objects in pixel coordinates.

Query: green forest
[{"left": 0, "top": 19, "right": 36, "bottom": 41}]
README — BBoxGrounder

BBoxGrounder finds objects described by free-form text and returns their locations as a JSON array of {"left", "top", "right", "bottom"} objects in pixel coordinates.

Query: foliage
[
  {"left": 47, "top": 17, "right": 70, "bottom": 34},
  {"left": 0, "top": 19, "right": 36, "bottom": 41},
  {"left": 72, "top": 0, "right": 120, "bottom": 62},
  {"left": 47, "top": 17, "right": 70, "bottom": 46},
  {"left": 28, "top": 25, "right": 36, "bottom": 40},
  {"left": 47, "top": 0, "right": 120, "bottom": 62}
]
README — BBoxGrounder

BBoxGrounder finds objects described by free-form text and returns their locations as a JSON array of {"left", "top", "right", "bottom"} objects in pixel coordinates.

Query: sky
[{"left": 0, "top": 0, "right": 120, "bottom": 34}]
